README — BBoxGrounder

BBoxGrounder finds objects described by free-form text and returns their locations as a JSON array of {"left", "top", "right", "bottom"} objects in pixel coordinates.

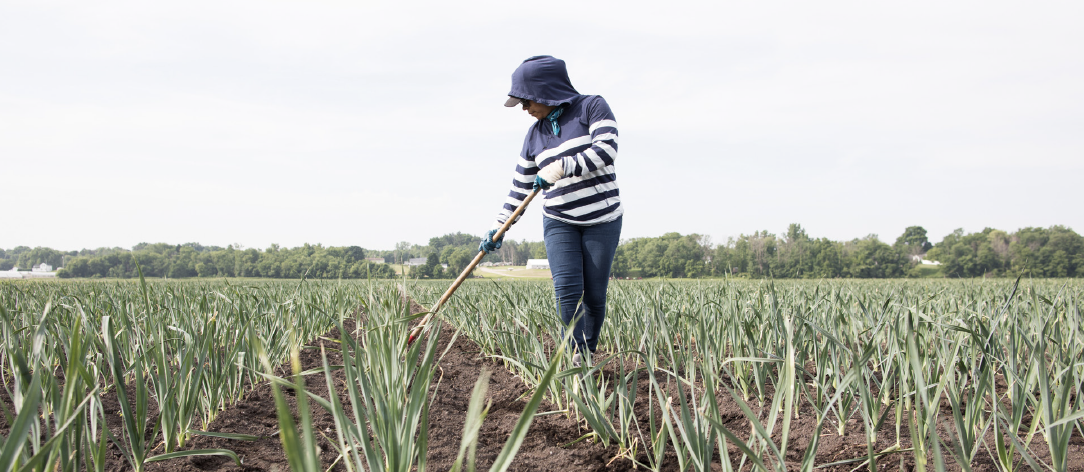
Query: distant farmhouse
[
  {"left": 526, "top": 259, "right": 549, "bottom": 270},
  {"left": 910, "top": 254, "right": 942, "bottom": 266},
  {"left": 0, "top": 263, "right": 59, "bottom": 279}
]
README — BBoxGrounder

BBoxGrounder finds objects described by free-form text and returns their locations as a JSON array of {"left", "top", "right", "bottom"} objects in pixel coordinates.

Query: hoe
[{"left": 407, "top": 188, "right": 540, "bottom": 344}]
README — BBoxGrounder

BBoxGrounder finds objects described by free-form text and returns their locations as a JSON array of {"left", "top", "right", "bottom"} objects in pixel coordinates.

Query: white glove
[{"left": 537, "top": 160, "right": 565, "bottom": 187}]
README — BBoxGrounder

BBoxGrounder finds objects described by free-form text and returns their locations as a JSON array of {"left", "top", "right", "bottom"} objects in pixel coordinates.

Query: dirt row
[{"left": 138, "top": 298, "right": 638, "bottom": 472}]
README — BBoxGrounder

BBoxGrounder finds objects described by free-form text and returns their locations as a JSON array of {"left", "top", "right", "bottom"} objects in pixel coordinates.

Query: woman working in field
[{"left": 479, "top": 56, "right": 623, "bottom": 367}]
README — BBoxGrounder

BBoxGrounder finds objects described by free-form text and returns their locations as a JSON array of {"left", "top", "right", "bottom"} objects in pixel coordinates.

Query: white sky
[{"left": 2, "top": 1, "right": 1081, "bottom": 252}]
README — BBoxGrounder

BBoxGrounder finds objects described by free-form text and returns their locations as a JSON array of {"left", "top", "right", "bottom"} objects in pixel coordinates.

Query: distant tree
[
  {"left": 660, "top": 234, "right": 705, "bottom": 277},
  {"left": 495, "top": 239, "right": 519, "bottom": 264},
  {"left": 342, "top": 246, "right": 365, "bottom": 263},
  {"left": 611, "top": 246, "right": 631, "bottom": 277},
  {"left": 778, "top": 224, "right": 811, "bottom": 277},
  {"left": 410, "top": 263, "right": 431, "bottom": 278},
  {"left": 444, "top": 247, "right": 474, "bottom": 275},
  {"left": 895, "top": 226, "right": 934, "bottom": 255},
  {"left": 65, "top": 258, "right": 90, "bottom": 277},
  {"left": 530, "top": 243, "right": 547, "bottom": 260},
  {"left": 747, "top": 231, "right": 777, "bottom": 276},
  {"left": 843, "top": 235, "right": 905, "bottom": 278},
  {"left": 429, "top": 232, "right": 478, "bottom": 254},
  {"left": 632, "top": 238, "right": 666, "bottom": 277}
]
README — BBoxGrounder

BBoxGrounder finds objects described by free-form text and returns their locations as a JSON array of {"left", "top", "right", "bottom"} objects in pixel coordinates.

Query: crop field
[
  {"left": 0, "top": 277, "right": 1082, "bottom": 471},
  {"left": 475, "top": 266, "right": 553, "bottom": 279}
]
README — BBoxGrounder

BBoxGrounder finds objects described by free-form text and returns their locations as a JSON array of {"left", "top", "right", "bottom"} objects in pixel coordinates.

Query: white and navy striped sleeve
[
  {"left": 493, "top": 133, "right": 538, "bottom": 227},
  {"left": 561, "top": 97, "right": 617, "bottom": 178}
]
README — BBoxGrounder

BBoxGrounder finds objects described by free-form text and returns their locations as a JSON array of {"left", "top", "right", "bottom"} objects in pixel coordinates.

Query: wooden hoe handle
[{"left": 407, "top": 188, "right": 541, "bottom": 344}]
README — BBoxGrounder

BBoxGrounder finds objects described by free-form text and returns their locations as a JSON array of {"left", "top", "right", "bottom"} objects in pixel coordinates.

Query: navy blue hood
[{"left": 507, "top": 56, "right": 580, "bottom": 107}]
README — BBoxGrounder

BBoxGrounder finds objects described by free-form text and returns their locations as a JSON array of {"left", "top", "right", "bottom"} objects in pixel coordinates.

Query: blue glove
[
  {"left": 533, "top": 175, "right": 553, "bottom": 191},
  {"left": 478, "top": 228, "right": 504, "bottom": 253}
]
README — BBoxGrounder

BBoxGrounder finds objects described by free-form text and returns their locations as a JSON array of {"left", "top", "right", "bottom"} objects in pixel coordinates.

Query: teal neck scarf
[{"left": 546, "top": 106, "right": 563, "bottom": 136}]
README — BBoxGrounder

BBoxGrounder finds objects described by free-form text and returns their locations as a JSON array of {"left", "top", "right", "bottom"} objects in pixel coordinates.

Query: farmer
[{"left": 479, "top": 56, "right": 623, "bottom": 367}]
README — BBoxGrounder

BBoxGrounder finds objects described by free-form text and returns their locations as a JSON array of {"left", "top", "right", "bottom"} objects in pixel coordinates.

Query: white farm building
[
  {"left": 1, "top": 263, "right": 59, "bottom": 279},
  {"left": 0, "top": 268, "right": 24, "bottom": 279},
  {"left": 911, "top": 254, "right": 941, "bottom": 266},
  {"left": 525, "top": 259, "right": 549, "bottom": 270}
]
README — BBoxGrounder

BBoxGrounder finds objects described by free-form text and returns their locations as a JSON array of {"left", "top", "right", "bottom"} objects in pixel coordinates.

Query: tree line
[
  {"left": 0, "top": 234, "right": 508, "bottom": 280},
  {"left": 611, "top": 224, "right": 1083, "bottom": 278},
  {"left": 2, "top": 224, "right": 1080, "bottom": 280},
  {"left": 925, "top": 226, "right": 1082, "bottom": 278},
  {"left": 57, "top": 243, "right": 397, "bottom": 279}
]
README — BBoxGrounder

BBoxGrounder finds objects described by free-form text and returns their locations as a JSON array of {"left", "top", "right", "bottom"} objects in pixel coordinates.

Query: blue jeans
[{"left": 543, "top": 216, "right": 622, "bottom": 353}]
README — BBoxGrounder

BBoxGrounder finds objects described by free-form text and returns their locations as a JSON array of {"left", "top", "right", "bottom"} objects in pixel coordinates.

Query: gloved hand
[
  {"left": 478, "top": 228, "right": 504, "bottom": 253},
  {"left": 533, "top": 160, "right": 565, "bottom": 191},
  {"left": 533, "top": 175, "right": 552, "bottom": 191}
]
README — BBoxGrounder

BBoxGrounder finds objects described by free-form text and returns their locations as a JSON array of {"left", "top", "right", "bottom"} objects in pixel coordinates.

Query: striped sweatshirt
[{"left": 496, "top": 57, "right": 622, "bottom": 228}]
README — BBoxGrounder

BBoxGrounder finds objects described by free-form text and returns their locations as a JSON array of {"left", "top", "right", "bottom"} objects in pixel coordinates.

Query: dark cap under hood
[{"left": 505, "top": 55, "right": 580, "bottom": 107}]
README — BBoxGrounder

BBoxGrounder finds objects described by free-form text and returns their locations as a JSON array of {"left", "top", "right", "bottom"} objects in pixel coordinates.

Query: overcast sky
[{"left": 2, "top": 1, "right": 1081, "bottom": 252}]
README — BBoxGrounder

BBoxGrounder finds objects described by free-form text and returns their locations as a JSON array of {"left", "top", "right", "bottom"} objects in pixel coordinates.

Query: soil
[
  {"left": 2, "top": 296, "right": 1082, "bottom": 471},
  {"left": 136, "top": 298, "right": 641, "bottom": 472}
]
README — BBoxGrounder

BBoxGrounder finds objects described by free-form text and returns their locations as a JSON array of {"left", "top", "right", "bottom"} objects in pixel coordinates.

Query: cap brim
[{"left": 504, "top": 96, "right": 521, "bottom": 107}]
